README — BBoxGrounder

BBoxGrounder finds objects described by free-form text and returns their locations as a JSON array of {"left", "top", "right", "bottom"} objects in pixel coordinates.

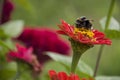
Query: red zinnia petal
[
  {"left": 57, "top": 30, "right": 68, "bottom": 35},
  {"left": 49, "top": 70, "right": 58, "bottom": 80},
  {"left": 57, "top": 20, "right": 112, "bottom": 45},
  {"left": 68, "top": 74, "right": 80, "bottom": 80},
  {"left": 58, "top": 72, "right": 68, "bottom": 80}
]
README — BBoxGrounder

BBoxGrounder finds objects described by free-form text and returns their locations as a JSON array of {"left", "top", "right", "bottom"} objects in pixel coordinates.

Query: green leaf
[
  {"left": 100, "top": 16, "right": 120, "bottom": 30},
  {"left": 5, "top": 39, "right": 15, "bottom": 50},
  {"left": 96, "top": 76, "right": 120, "bottom": 80},
  {"left": 0, "top": 69, "right": 16, "bottom": 80},
  {"left": 0, "top": 20, "right": 24, "bottom": 38},
  {"left": 0, "top": 62, "right": 17, "bottom": 80},
  {"left": 14, "top": 0, "right": 35, "bottom": 14},
  {"left": 0, "top": 39, "right": 15, "bottom": 50},
  {"left": 0, "top": 29, "right": 9, "bottom": 38},
  {"left": 105, "top": 30, "right": 120, "bottom": 39},
  {"left": 100, "top": 17, "right": 120, "bottom": 39},
  {"left": 46, "top": 52, "right": 93, "bottom": 77},
  {"left": 77, "top": 60, "right": 93, "bottom": 77},
  {"left": 0, "top": 40, "right": 10, "bottom": 50}
]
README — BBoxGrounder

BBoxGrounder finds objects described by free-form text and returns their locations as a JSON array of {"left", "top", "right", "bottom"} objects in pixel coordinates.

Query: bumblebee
[{"left": 75, "top": 16, "right": 93, "bottom": 30}]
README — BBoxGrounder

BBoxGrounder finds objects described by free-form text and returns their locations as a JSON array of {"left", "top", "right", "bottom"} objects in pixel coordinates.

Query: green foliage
[
  {"left": 96, "top": 76, "right": 120, "bottom": 80},
  {"left": 0, "top": 20, "right": 24, "bottom": 38},
  {"left": 0, "top": 62, "right": 33, "bottom": 80},
  {"left": 0, "top": 39, "right": 15, "bottom": 50},
  {"left": 0, "top": 20, "right": 24, "bottom": 79},
  {"left": 0, "top": 20, "right": 24, "bottom": 57},
  {"left": 105, "top": 30, "right": 120, "bottom": 39},
  {"left": 13, "top": 0, "right": 35, "bottom": 14},
  {"left": 0, "top": 62, "right": 17, "bottom": 80},
  {"left": 46, "top": 52, "right": 93, "bottom": 78},
  {"left": 100, "top": 17, "right": 120, "bottom": 39},
  {"left": 100, "top": 17, "right": 120, "bottom": 30}
]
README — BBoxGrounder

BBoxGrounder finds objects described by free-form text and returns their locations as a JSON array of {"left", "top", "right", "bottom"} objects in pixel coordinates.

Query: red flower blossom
[
  {"left": 17, "top": 28, "right": 71, "bottom": 64},
  {"left": 7, "top": 43, "right": 41, "bottom": 71},
  {"left": 49, "top": 70, "right": 94, "bottom": 80},
  {"left": 0, "top": 0, "right": 14, "bottom": 24},
  {"left": 57, "top": 20, "right": 111, "bottom": 45}
]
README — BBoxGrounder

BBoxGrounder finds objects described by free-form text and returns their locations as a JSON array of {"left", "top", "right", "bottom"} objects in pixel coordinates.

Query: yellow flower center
[{"left": 74, "top": 28, "right": 94, "bottom": 38}]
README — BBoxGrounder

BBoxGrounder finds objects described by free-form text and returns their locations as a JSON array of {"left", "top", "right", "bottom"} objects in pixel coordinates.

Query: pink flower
[
  {"left": 0, "top": 0, "right": 14, "bottom": 24},
  {"left": 49, "top": 70, "right": 94, "bottom": 80},
  {"left": 16, "top": 28, "right": 71, "bottom": 64},
  {"left": 57, "top": 20, "right": 111, "bottom": 45},
  {"left": 7, "top": 43, "right": 41, "bottom": 71}
]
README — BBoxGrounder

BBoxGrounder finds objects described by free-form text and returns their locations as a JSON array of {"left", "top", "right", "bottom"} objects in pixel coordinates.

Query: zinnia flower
[
  {"left": 57, "top": 17, "right": 112, "bottom": 73},
  {"left": 7, "top": 43, "right": 41, "bottom": 71},
  {"left": 49, "top": 70, "right": 94, "bottom": 80},
  {"left": 57, "top": 19, "right": 111, "bottom": 45},
  {"left": 17, "top": 28, "right": 71, "bottom": 64},
  {"left": 0, "top": 0, "right": 14, "bottom": 24}
]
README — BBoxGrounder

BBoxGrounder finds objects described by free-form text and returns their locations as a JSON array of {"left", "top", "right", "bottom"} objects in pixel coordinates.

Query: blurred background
[{"left": 12, "top": 0, "right": 120, "bottom": 76}]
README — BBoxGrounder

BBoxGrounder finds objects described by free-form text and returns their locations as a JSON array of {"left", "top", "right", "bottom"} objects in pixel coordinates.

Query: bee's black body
[{"left": 75, "top": 16, "right": 92, "bottom": 30}]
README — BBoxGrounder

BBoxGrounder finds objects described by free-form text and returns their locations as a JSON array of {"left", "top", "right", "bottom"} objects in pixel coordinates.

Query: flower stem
[
  {"left": 13, "top": 70, "right": 20, "bottom": 80},
  {"left": 93, "top": 45, "right": 104, "bottom": 77},
  {"left": 70, "top": 38, "right": 93, "bottom": 73},
  {"left": 13, "top": 63, "right": 21, "bottom": 80},
  {"left": 93, "top": 0, "right": 115, "bottom": 77},
  {"left": 71, "top": 52, "right": 82, "bottom": 73},
  {"left": 105, "top": 0, "right": 116, "bottom": 31}
]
